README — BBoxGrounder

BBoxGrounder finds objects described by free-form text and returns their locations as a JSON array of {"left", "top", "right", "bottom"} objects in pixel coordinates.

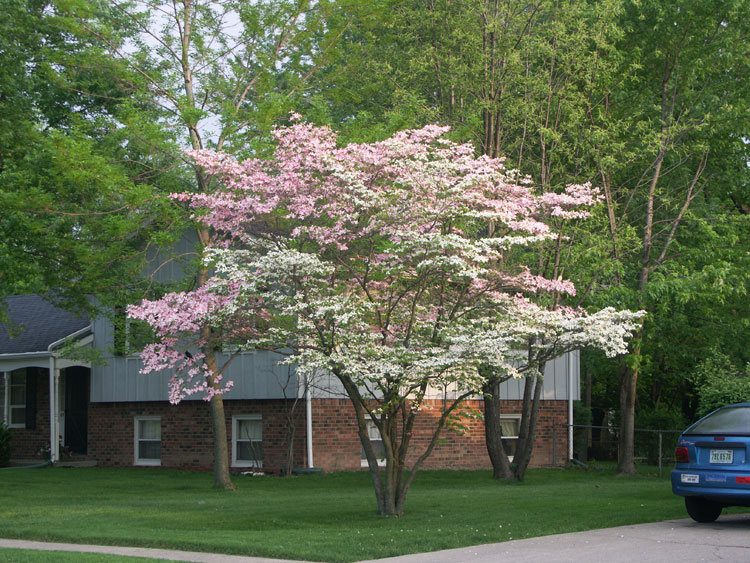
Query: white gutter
[
  {"left": 2, "top": 372, "right": 8, "bottom": 426},
  {"left": 305, "top": 371, "right": 313, "bottom": 469},
  {"left": 0, "top": 351, "right": 54, "bottom": 360},
  {"left": 568, "top": 351, "right": 575, "bottom": 461},
  {"left": 48, "top": 355, "right": 58, "bottom": 462},
  {"left": 48, "top": 325, "right": 93, "bottom": 353}
]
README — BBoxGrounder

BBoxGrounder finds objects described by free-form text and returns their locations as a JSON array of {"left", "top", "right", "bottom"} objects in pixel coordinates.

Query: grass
[
  {"left": 0, "top": 549, "right": 180, "bottom": 562},
  {"left": 0, "top": 464, "right": 746, "bottom": 562}
]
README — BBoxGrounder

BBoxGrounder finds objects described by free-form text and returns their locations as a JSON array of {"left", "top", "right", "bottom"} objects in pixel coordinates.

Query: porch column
[
  {"left": 48, "top": 357, "right": 60, "bottom": 463},
  {"left": 2, "top": 372, "right": 8, "bottom": 426}
]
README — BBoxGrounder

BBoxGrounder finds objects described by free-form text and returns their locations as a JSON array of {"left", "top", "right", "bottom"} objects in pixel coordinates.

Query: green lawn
[
  {"left": 0, "top": 465, "right": 745, "bottom": 562},
  {"left": 0, "top": 549, "right": 179, "bottom": 563}
]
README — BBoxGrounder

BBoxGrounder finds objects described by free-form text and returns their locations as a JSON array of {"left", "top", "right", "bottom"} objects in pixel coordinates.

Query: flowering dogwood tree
[{"left": 130, "top": 119, "right": 642, "bottom": 515}]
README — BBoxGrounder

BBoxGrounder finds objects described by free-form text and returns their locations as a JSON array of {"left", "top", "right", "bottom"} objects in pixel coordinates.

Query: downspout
[
  {"left": 47, "top": 325, "right": 92, "bottom": 464},
  {"left": 305, "top": 371, "right": 313, "bottom": 469},
  {"left": 2, "top": 372, "right": 8, "bottom": 426},
  {"left": 48, "top": 355, "right": 58, "bottom": 463},
  {"left": 568, "top": 351, "right": 575, "bottom": 461}
]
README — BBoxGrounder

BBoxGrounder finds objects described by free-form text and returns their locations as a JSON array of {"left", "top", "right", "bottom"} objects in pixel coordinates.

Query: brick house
[{"left": 2, "top": 294, "right": 576, "bottom": 472}]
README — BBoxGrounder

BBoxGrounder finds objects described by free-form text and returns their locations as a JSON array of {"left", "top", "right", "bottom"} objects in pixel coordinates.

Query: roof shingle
[{"left": 0, "top": 295, "right": 90, "bottom": 355}]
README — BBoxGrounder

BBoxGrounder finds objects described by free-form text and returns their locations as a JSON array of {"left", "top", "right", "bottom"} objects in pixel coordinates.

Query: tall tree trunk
[
  {"left": 582, "top": 364, "right": 591, "bottom": 463},
  {"left": 203, "top": 345, "right": 236, "bottom": 490},
  {"left": 514, "top": 369, "right": 544, "bottom": 481},
  {"left": 209, "top": 392, "right": 235, "bottom": 490},
  {"left": 617, "top": 332, "right": 641, "bottom": 475},
  {"left": 482, "top": 378, "right": 513, "bottom": 479}
]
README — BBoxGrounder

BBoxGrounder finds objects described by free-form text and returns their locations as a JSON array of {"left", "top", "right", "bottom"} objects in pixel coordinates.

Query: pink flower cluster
[{"left": 182, "top": 122, "right": 598, "bottom": 250}]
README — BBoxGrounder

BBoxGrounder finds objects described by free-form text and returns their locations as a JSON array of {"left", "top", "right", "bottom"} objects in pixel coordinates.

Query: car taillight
[
  {"left": 736, "top": 476, "right": 750, "bottom": 484},
  {"left": 675, "top": 446, "right": 690, "bottom": 463}
]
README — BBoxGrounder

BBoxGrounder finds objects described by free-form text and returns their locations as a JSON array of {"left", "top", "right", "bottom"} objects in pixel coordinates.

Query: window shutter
[{"left": 25, "top": 369, "right": 37, "bottom": 430}]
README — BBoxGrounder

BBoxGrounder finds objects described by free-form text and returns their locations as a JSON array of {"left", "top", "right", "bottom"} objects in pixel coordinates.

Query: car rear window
[{"left": 687, "top": 406, "right": 750, "bottom": 435}]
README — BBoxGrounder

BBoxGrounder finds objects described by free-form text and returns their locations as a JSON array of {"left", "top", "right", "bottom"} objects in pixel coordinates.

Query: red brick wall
[
  {"left": 308, "top": 398, "right": 362, "bottom": 471},
  {"left": 82, "top": 396, "right": 569, "bottom": 472},
  {"left": 10, "top": 378, "right": 569, "bottom": 471},
  {"left": 8, "top": 368, "right": 50, "bottom": 459},
  {"left": 88, "top": 399, "right": 306, "bottom": 472},
  {"left": 310, "top": 398, "right": 570, "bottom": 471}
]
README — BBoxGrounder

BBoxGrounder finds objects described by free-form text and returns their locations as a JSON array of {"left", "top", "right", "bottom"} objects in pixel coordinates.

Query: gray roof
[{"left": 0, "top": 295, "right": 90, "bottom": 355}]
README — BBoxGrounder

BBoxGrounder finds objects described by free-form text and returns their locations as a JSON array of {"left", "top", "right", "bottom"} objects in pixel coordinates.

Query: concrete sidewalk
[
  {"left": 3, "top": 514, "right": 750, "bottom": 562},
  {"left": 0, "top": 539, "right": 303, "bottom": 562}
]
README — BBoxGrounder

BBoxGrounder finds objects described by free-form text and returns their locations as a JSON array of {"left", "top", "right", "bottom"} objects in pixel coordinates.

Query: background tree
[
  {"left": 317, "top": 0, "right": 750, "bottom": 473},
  {"left": 589, "top": 0, "right": 750, "bottom": 473},
  {"left": 0, "top": 0, "right": 168, "bottom": 310},
  {"left": 692, "top": 353, "right": 750, "bottom": 417},
  {"left": 59, "top": 0, "right": 349, "bottom": 489},
  {"left": 318, "top": 0, "right": 633, "bottom": 479}
]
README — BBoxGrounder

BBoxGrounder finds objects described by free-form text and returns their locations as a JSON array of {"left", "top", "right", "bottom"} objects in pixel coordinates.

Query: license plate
[
  {"left": 710, "top": 449, "right": 733, "bottom": 464},
  {"left": 681, "top": 474, "right": 699, "bottom": 484}
]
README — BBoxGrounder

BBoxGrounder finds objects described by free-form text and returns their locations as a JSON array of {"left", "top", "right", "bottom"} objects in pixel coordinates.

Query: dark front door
[{"left": 64, "top": 366, "right": 89, "bottom": 455}]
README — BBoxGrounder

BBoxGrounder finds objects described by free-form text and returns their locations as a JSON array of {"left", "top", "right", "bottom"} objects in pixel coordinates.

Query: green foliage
[
  {"left": 0, "top": 423, "right": 12, "bottom": 467},
  {"left": 634, "top": 406, "right": 687, "bottom": 465},
  {"left": 692, "top": 352, "right": 750, "bottom": 417},
  {"left": 635, "top": 406, "right": 687, "bottom": 433},
  {"left": 0, "top": 0, "right": 181, "bottom": 311},
  {"left": 573, "top": 401, "right": 592, "bottom": 460}
]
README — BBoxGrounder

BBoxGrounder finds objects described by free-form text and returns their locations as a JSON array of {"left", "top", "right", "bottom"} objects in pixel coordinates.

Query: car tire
[{"left": 685, "top": 496, "right": 722, "bottom": 523}]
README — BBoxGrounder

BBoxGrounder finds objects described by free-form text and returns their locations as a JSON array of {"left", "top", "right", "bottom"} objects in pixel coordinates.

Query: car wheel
[{"left": 685, "top": 496, "right": 722, "bottom": 523}]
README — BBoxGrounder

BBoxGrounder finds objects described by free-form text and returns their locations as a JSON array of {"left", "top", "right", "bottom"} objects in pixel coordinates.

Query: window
[
  {"left": 360, "top": 420, "right": 386, "bottom": 466},
  {"left": 8, "top": 371, "right": 26, "bottom": 428},
  {"left": 232, "top": 415, "right": 263, "bottom": 467},
  {"left": 134, "top": 416, "right": 161, "bottom": 466},
  {"left": 500, "top": 416, "right": 521, "bottom": 460}
]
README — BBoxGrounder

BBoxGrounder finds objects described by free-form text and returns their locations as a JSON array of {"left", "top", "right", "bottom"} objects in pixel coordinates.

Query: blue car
[{"left": 671, "top": 403, "right": 750, "bottom": 522}]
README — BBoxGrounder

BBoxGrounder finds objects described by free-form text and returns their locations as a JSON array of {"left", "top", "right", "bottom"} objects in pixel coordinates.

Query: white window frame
[
  {"left": 8, "top": 370, "right": 26, "bottom": 429},
  {"left": 500, "top": 414, "right": 521, "bottom": 462},
  {"left": 134, "top": 416, "right": 161, "bottom": 466},
  {"left": 232, "top": 414, "right": 263, "bottom": 468},
  {"left": 360, "top": 420, "right": 386, "bottom": 467}
]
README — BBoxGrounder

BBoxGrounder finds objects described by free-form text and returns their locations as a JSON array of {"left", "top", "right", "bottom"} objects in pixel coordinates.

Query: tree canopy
[{"left": 129, "top": 120, "right": 642, "bottom": 515}]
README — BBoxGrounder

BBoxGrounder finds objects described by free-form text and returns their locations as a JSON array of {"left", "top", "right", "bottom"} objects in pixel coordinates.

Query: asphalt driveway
[{"left": 2, "top": 514, "right": 750, "bottom": 562}]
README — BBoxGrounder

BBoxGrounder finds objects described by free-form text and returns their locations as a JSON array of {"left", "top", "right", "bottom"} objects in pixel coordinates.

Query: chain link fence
[{"left": 552, "top": 423, "right": 683, "bottom": 476}]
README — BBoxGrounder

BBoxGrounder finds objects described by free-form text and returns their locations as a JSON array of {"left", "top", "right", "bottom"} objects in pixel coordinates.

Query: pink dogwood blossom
[{"left": 131, "top": 120, "right": 641, "bottom": 409}]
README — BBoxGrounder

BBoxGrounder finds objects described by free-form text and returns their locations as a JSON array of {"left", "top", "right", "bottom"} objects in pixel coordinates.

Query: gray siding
[
  {"left": 311, "top": 350, "right": 580, "bottom": 401},
  {"left": 90, "top": 350, "right": 299, "bottom": 403},
  {"left": 90, "top": 313, "right": 299, "bottom": 402},
  {"left": 90, "top": 307, "right": 579, "bottom": 403},
  {"left": 471, "top": 351, "right": 580, "bottom": 401},
  {"left": 144, "top": 231, "right": 200, "bottom": 284}
]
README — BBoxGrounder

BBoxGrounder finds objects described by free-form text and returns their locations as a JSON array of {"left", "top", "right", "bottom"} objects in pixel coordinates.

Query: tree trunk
[
  {"left": 209, "top": 392, "right": 236, "bottom": 490},
  {"left": 284, "top": 420, "right": 296, "bottom": 477},
  {"left": 482, "top": 379, "right": 513, "bottom": 480},
  {"left": 203, "top": 344, "right": 235, "bottom": 490},
  {"left": 514, "top": 370, "right": 544, "bottom": 481},
  {"left": 617, "top": 350, "right": 639, "bottom": 475},
  {"left": 582, "top": 365, "right": 592, "bottom": 463}
]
